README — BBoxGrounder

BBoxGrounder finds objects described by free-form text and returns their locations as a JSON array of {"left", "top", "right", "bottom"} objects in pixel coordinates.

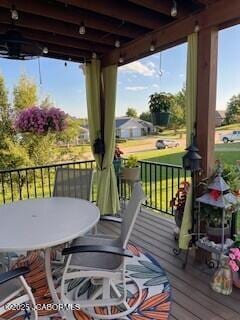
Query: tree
[
  {"left": 225, "top": 94, "right": 240, "bottom": 124},
  {"left": 13, "top": 74, "right": 38, "bottom": 111},
  {"left": 169, "top": 88, "right": 186, "bottom": 133},
  {"left": 126, "top": 107, "right": 138, "bottom": 118},
  {"left": 0, "top": 74, "right": 12, "bottom": 137},
  {"left": 57, "top": 116, "right": 82, "bottom": 147},
  {"left": 139, "top": 111, "right": 152, "bottom": 122}
]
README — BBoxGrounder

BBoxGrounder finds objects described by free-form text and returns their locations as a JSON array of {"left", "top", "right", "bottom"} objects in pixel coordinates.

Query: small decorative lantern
[
  {"left": 93, "top": 137, "right": 105, "bottom": 155},
  {"left": 182, "top": 143, "right": 202, "bottom": 171}
]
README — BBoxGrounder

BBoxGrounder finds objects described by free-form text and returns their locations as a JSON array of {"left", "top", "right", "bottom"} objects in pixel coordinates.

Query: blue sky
[{"left": 0, "top": 24, "right": 239, "bottom": 118}]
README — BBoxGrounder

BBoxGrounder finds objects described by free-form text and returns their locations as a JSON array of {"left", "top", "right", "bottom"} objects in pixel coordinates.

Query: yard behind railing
[{"left": 0, "top": 160, "right": 188, "bottom": 215}]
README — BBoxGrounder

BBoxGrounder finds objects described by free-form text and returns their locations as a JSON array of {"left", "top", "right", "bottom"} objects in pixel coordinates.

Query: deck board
[{"left": 98, "top": 208, "right": 240, "bottom": 320}]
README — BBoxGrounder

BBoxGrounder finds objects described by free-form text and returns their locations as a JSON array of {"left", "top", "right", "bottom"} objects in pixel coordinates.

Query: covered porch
[{"left": 0, "top": 0, "right": 240, "bottom": 319}]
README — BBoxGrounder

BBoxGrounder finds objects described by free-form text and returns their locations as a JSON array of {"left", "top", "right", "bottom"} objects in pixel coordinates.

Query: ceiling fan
[{"left": 0, "top": 29, "right": 45, "bottom": 60}]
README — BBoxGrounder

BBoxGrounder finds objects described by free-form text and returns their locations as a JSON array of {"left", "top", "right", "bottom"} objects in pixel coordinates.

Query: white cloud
[
  {"left": 125, "top": 86, "right": 148, "bottom": 91},
  {"left": 179, "top": 73, "right": 185, "bottom": 78},
  {"left": 120, "top": 61, "right": 155, "bottom": 76},
  {"left": 152, "top": 84, "right": 160, "bottom": 88}
]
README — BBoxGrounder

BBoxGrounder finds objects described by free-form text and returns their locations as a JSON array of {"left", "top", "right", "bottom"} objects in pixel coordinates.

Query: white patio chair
[
  {"left": 61, "top": 182, "right": 146, "bottom": 319},
  {"left": 52, "top": 167, "right": 95, "bottom": 264},
  {"left": 53, "top": 167, "right": 94, "bottom": 200},
  {"left": 0, "top": 267, "right": 38, "bottom": 320}
]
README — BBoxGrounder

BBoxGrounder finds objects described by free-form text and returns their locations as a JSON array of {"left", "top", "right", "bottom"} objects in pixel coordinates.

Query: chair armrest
[
  {"left": 0, "top": 267, "right": 30, "bottom": 285},
  {"left": 62, "top": 245, "right": 132, "bottom": 257},
  {"left": 100, "top": 216, "right": 122, "bottom": 223}
]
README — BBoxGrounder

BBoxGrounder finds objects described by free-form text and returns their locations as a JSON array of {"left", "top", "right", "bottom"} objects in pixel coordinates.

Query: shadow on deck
[{"left": 99, "top": 208, "right": 240, "bottom": 320}]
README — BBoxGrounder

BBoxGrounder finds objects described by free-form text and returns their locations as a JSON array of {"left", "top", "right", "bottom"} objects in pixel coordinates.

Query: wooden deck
[{"left": 99, "top": 209, "right": 240, "bottom": 320}]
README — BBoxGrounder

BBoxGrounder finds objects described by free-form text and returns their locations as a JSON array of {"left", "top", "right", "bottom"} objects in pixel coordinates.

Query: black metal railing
[
  {"left": 139, "top": 160, "right": 188, "bottom": 215},
  {"left": 0, "top": 160, "right": 188, "bottom": 215},
  {"left": 0, "top": 160, "right": 96, "bottom": 204}
]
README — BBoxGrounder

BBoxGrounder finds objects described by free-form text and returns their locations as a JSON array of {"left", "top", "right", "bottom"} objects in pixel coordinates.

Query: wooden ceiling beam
[
  {"left": 57, "top": 0, "right": 172, "bottom": 30},
  {"left": 0, "top": 0, "right": 146, "bottom": 39},
  {"left": 127, "top": 0, "right": 191, "bottom": 17},
  {"left": 0, "top": 9, "right": 127, "bottom": 47},
  {"left": 102, "top": 0, "right": 240, "bottom": 66},
  {"left": 0, "top": 24, "right": 110, "bottom": 54}
]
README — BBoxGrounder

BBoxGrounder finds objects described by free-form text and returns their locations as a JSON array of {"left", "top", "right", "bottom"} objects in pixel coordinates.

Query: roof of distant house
[
  {"left": 216, "top": 110, "right": 226, "bottom": 119},
  {"left": 115, "top": 117, "right": 130, "bottom": 128}
]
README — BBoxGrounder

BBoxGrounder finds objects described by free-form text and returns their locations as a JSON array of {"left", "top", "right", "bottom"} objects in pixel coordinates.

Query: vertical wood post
[{"left": 196, "top": 27, "right": 218, "bottom": 177}]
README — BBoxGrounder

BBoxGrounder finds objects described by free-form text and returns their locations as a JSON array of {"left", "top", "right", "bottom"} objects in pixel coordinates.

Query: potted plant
[
  {"left": 113, "top": 145, "right": 123, "bottom": 176},
  {"left": 148, "top": 92, "right": 172, "bottom": 127},
  {"left": 122, "top": 155, "right": 140, "bottom": 182},
  {"left": 201, "top": 205, "right": 232, "bottom": 243}
]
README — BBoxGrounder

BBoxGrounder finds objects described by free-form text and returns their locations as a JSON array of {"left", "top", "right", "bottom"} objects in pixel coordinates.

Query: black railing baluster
[
  {"left": 33, "top": 169, "right": 37, "bottom": 198},
  {"left": 26, "top": 169, "right": 29, "bottom": 199},
  {"left": 9, "top": 172, "right": 14, "bottom": 202},
  {"left": 40, "top": 168, "right": 44, "bottom": 197},
  {"left": 160, "top": 165, "right": 162, "bottom": 211},
  {"left": 47, "top": 168, "right": 51, "bottom": 197},
  {"left": 171, "top": 167, "right": 174, "bottom": 215},
  {"left": 149, "top": 163, "right": 152, "bottom": 207},
  {"left": 154, "top": 163, "right": 157, "bottom": 210},
  {"left": 1, "top": 173, "right": 6, "bottom": 204},
  {"left": 17, "top": 170, "right": 22, "bottom": 200},
  {"left": 166, "top": 167, "right": 168, "bottom": 213}
]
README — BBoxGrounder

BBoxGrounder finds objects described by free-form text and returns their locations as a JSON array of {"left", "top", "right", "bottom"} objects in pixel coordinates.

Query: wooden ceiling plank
[
  {"left": 0, "top": 0, "right": 145, "bottom": 39},
  {"left": 0, "top": 24, "right": 109, "bottom": 54},
  {"left": 0, "top": 9, "right": 127, "bottom": 47},
  {"left": 102, "top": 0, "right": 240, "bottom": 66},
  {"left": 127, "top": 0, "right": 190, "bottom": 17},
  {"left": 57, "top": 0, "right": 172, "bottom": 29}
]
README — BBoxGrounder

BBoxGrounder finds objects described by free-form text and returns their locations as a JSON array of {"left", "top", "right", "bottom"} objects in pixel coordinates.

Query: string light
[
  {"left": 115, "top": 40, "right": 120, "bottom": 48},
  {"left": 171, "top": 0, "right": 177, "bottom": 17},
  {"left": 194, "top": 21, "right": 200, "bottom": 33},
  {"left": 119, "top": 55, "right": 124, "bottom": 63},
  {"left": 11, "top": 5, "right": 19, "bottom": 20},
  {"left": 150, "top": 42, "right": 155, "bottom": 52},
  {"left": 79, "top": 22, "right": 86, "bottom": 35},
  {"left": 42, "top": 47, "right": 48, "bottom": 54}
]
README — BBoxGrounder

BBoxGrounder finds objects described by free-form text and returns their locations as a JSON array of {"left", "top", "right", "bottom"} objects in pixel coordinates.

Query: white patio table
[{"left": 0, "top": 197, "right": 100, "bottom": 318}]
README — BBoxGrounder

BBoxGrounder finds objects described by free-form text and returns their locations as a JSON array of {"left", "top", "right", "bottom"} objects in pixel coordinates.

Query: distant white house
[
  {"left": 215, "top": 110, "right": 226, "bottom": 127},
  {"left": 79, "top": 127, "right": 90, "bottom": 142},
  {"left": 115, "top": 117, "right": 154, "bottom": 138}
]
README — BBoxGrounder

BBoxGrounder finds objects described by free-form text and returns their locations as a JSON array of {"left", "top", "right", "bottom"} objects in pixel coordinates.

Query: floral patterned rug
[{"left": 2, "top": 244, "right": 171, "bottom": 320}]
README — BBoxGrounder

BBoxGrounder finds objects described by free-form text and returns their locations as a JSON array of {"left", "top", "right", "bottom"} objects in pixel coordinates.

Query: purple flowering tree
[{"left": 15, "top": 106, "right": 67, "bottom": 134}]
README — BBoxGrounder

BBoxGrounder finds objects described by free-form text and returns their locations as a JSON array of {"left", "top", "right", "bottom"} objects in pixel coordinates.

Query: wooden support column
[{"left": 196, "top": 27, "right": 218, "bottom": 177}]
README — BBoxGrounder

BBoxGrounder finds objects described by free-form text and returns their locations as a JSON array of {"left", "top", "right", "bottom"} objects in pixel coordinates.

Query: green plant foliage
[
  {"left": 125, "top": 155, "right": 139, "bottom": 168},
  {"left": 13, "top": 74, "right": 38, "bottom": 111},
  {"left": 139, "top": 111, "right": 152, "bottom": 123},
  {"left": 126, "top": 107, "right": 138, "bottom": 118},
  {"left": 225, "top": 94, "right": 240, "bottom": 124},
  {"left": 148, "top": 92, "right": 173, "bottom": 113}
]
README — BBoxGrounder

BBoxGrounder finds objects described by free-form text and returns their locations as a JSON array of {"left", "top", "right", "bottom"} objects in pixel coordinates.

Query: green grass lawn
[
  {"left": 134, "top": 143, "right": 239, "bottom": 166},
  {"left": 216, "top": 123, "right": 240, "bottom": 131}
]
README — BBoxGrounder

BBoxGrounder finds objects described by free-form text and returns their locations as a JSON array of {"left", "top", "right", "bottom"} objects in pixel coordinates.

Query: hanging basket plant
[
  {"left": 149, "top": 92, "right": 172, "bottom": 127},
  {"left": 14, "top": 106, "right": 67, "bottom": 134}
]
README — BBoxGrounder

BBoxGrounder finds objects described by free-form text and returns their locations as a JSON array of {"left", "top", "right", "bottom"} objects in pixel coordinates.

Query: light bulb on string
[
  {"left": 171, "top": 0, "right": 177, "bottom": 17},
  {"left": 79, "top": 22, "right": 86, "bottom": 35}
]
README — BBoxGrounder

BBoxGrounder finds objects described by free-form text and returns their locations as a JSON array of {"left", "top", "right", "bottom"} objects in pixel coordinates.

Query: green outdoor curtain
[
  {"left": 186, "top": 33, "right": 198, "bottom": 146},
  {"left": 85, "top": 59, "right": 120, "bottom": 215},
  {"left": 179, "top": 33, "right": 198, "bottom": 250}
]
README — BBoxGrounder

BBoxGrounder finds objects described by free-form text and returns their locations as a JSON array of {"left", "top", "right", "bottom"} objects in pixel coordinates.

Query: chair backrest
[
  {"left": 120, "top": 182, "right": 147, "bottom": 249},
  {"left": 53, "top": 168, "right": 94, "bottom": 200}
]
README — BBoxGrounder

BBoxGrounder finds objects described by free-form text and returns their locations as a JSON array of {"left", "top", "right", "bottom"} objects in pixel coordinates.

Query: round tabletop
[{"left": 0, "top": 197, "right": 100, "bottom": 252}]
